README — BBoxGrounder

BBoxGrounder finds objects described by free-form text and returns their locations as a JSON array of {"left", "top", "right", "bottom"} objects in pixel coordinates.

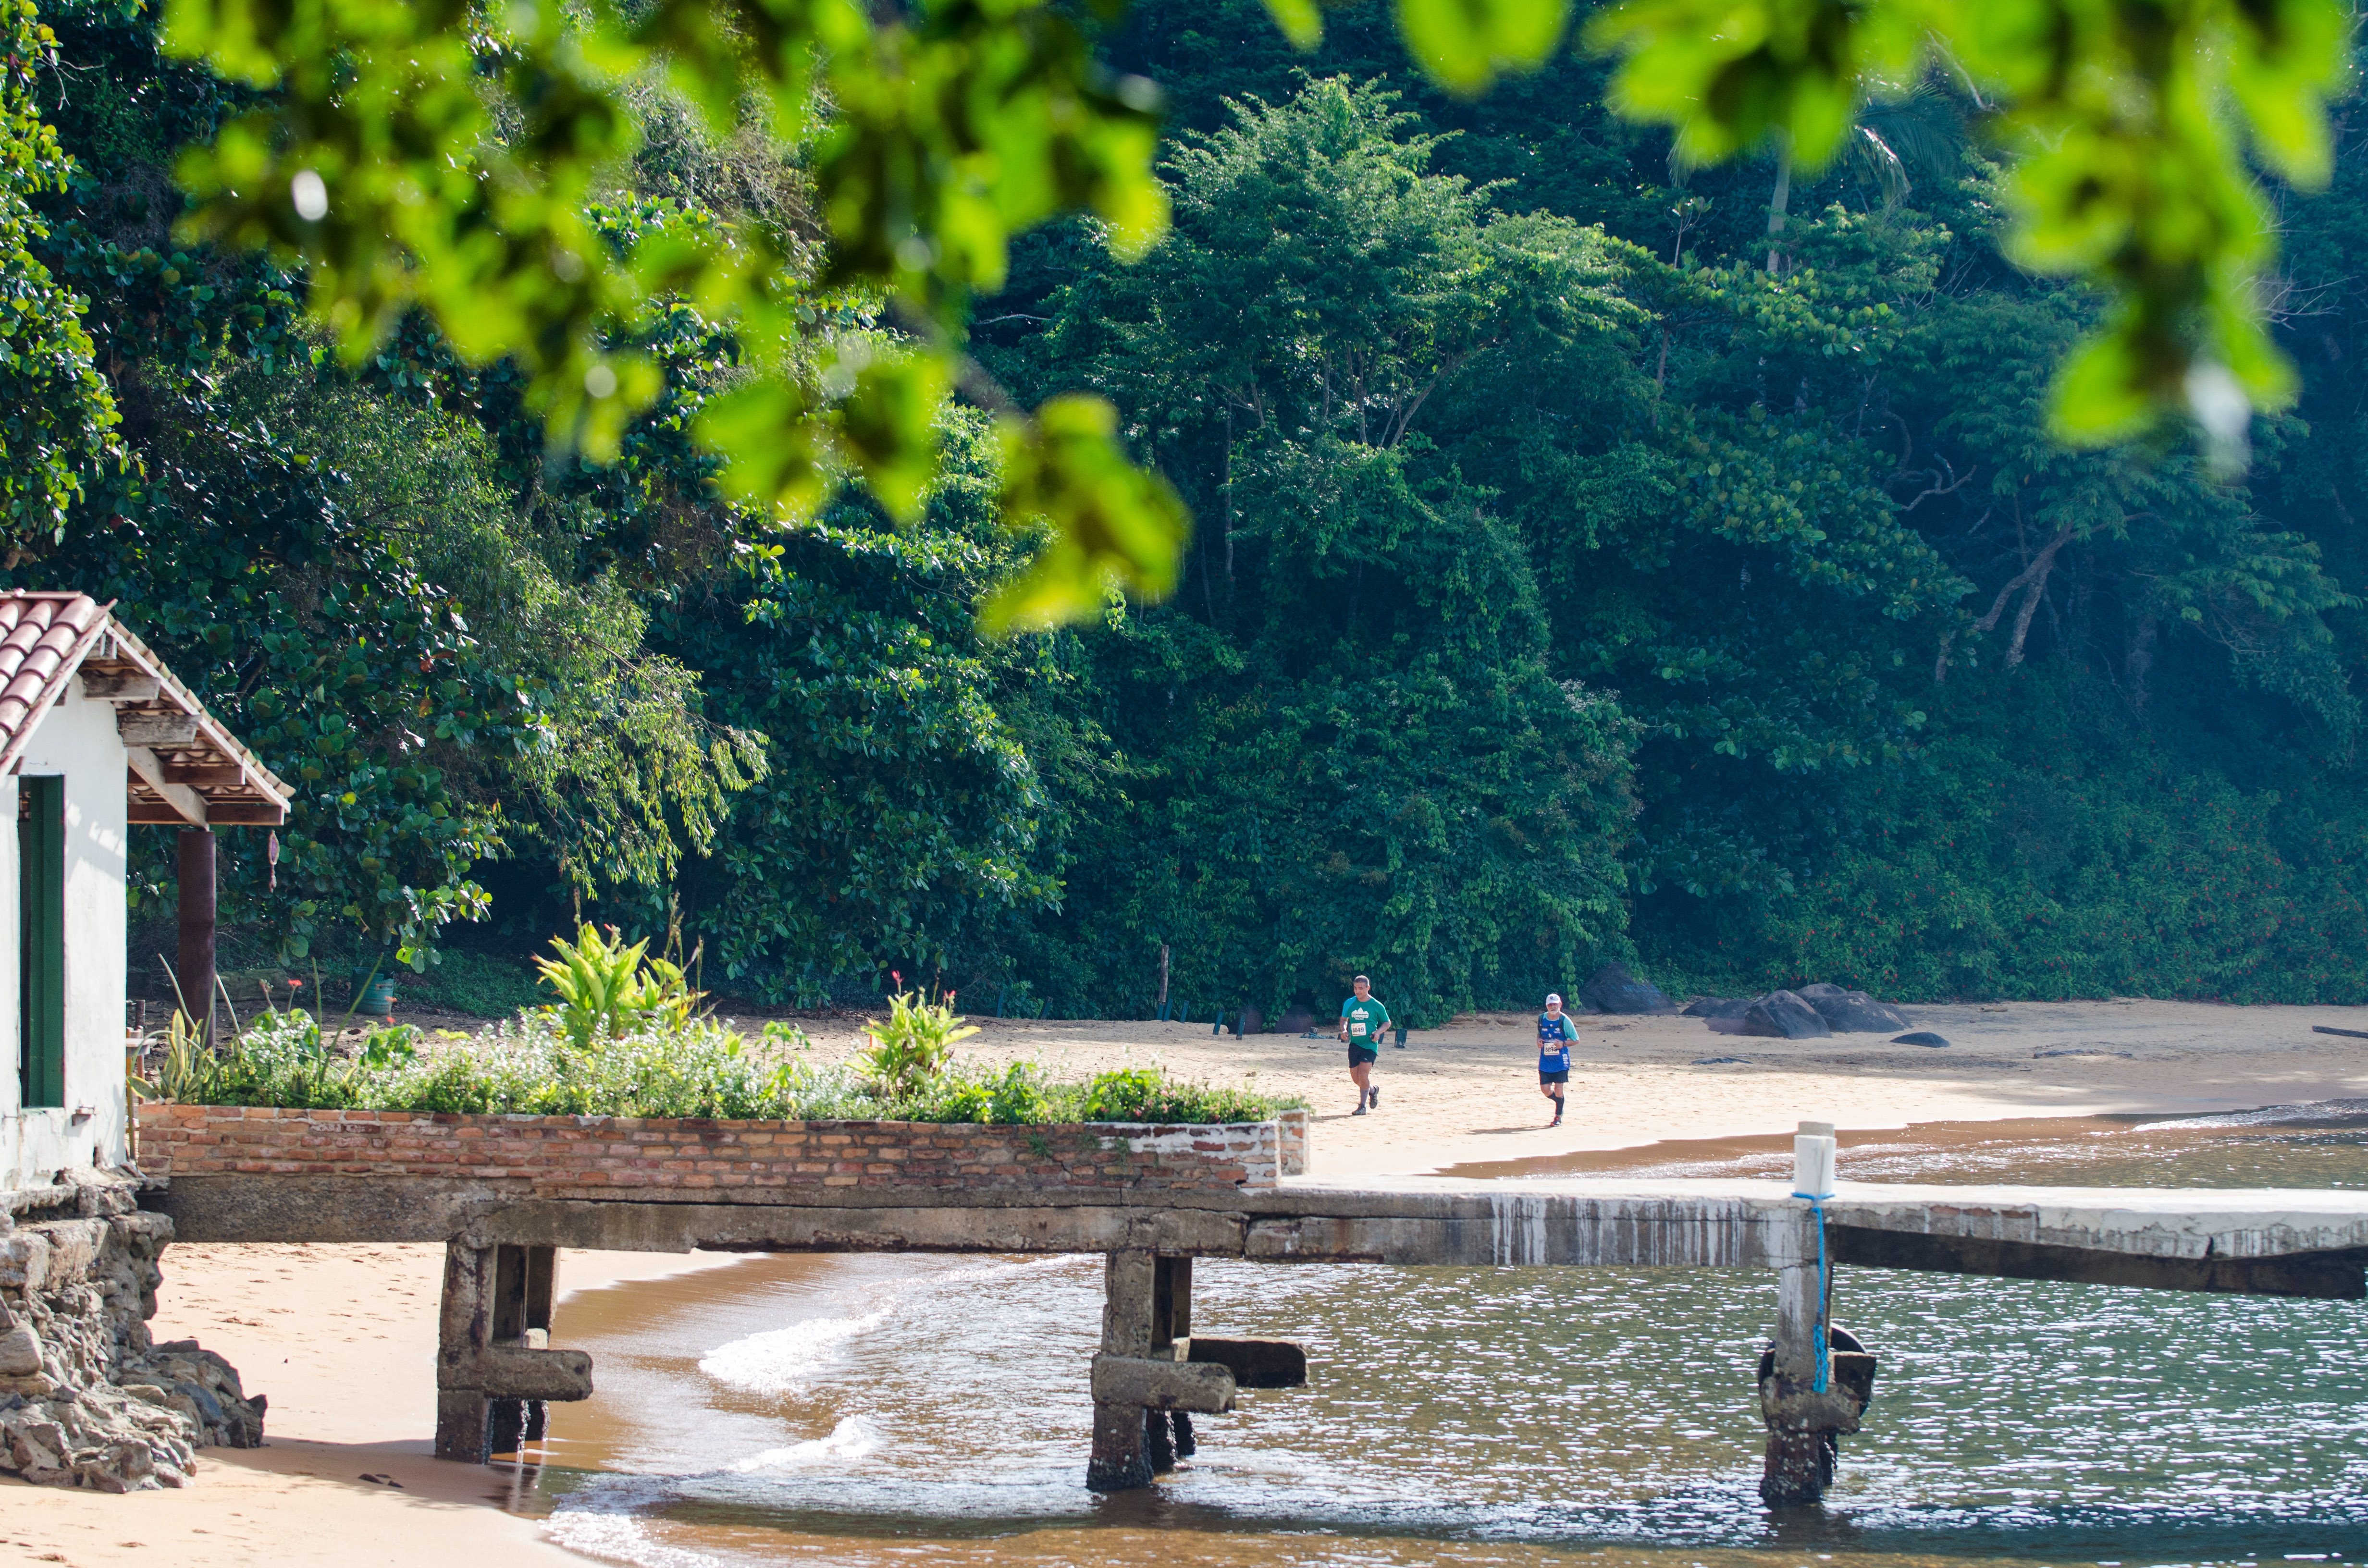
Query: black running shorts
[
  {"left": 1348, "top": 1044, "right": 1380, "bottom": 1066},
  {"left": 1539, "top": 1068, "right": 1570, "bottom": 1085}
]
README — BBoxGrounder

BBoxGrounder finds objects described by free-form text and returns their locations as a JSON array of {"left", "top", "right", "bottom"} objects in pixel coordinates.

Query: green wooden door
[{"left": 19, "top": 774, "right": 62, "bottom": 1108}]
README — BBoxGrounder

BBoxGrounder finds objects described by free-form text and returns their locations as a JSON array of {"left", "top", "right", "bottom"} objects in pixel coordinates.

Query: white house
[{"left": 0, "top": 592, "right": 289, "bottom": 1188}]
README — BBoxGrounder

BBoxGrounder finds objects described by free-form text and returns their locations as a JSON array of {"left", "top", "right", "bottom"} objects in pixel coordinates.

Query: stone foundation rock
[{"left": 0, "top": 1170, "right": 264, "bottom": 1492}]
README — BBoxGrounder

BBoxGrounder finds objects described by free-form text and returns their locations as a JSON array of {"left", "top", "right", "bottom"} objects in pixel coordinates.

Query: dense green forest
[{"left": 27, "top": 0, "right": 2368, "bottom": 1020}]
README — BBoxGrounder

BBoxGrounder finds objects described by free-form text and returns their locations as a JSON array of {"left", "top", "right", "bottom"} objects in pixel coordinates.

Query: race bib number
[{"left": 1351, "top": 1021, "right": 1368, "bottom": 1036}]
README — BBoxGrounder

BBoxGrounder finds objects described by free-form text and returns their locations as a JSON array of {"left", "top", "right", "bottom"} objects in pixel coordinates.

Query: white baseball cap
[{"left": 1545, "top": 993, "right": 1563, "bottom": 1005}]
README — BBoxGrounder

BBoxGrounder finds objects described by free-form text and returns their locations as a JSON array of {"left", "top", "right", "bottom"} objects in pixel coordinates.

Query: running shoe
[
  {"left": 1352, "top": 1103, "right": 1367, "bottom": 1116},
  {"left": 1368, "top": 1085, "right": 1381, "bottom": 1108}
]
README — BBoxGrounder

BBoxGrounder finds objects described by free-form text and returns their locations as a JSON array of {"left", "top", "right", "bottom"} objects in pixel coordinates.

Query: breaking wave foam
[
  {"left": 544, "top": 1475, "right": 724, "bottom": 1568},
  {"left": 698, "top": 1307, "right": 890, "bottom": 1395},
  {"left": 728, "top": 1414, "right": 881, "bottom": 1471}
]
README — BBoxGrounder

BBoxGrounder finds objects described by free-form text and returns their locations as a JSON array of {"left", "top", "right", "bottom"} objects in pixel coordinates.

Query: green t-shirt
[{"left": 1341, "top": 995, "right": 1391, "bottom": 1044}]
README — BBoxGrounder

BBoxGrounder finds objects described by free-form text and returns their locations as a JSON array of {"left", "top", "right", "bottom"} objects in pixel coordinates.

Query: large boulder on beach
[
  {"left": 1683, "top": 997, "right": 1751, "bottom": 1018},
  {"left": 1742, "top": 990, "right": 1832, "bottom": 1039},
  {"left": 1810, "top": 989, "right": 1912, "bottom": 1032},
  {"left": 1688, "top": 996, "right": 1754, "bottom": 1034},
  {"left": 1581, "top": 963, "right": 1670, "bottom": 1015}
]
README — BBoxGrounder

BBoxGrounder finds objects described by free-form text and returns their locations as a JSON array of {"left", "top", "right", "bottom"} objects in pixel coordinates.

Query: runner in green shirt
[{"left": 1339, "top": 976, "right": 1391, "bottom": 1115}]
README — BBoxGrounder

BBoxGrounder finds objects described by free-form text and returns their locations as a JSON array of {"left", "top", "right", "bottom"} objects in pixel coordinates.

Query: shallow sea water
[
  {"left": 504, "top": 1109, "right": 2368, "bottom": 1568},
  {"left": 1456, "top": 1102, "right": 2368, "bottom": 1190}
]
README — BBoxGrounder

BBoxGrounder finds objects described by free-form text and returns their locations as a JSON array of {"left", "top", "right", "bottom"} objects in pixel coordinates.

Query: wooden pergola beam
[{"left": 124, "top": 746, "right": 206, "bottom": 827}]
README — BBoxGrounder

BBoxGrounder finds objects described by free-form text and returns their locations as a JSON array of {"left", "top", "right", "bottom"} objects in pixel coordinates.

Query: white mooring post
[{"left": 1793, "top": 1120, "right": 1838, "bottom": 1198}]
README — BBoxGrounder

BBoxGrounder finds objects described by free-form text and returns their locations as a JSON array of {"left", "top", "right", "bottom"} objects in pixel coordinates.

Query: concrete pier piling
[
  {"left": 1086, "top": 1249, "right": 1309, "bottom": 1488},
  {"left": 434, "top": 1241, "right": 592, "bottom": 1462},
  {"left": 1086, "top": 1249, "right": 1159, "bottom": 1490},
  {"left": 1089, "top": 1251, "right": 1231, "bottom": 1487}
]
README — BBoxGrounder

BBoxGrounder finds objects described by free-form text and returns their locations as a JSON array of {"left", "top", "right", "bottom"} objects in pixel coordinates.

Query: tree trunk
[
  {"left": 2126, "top": 612, "right": 2159, "bottom": 717},
  {"left": 1221, "top": 408, "right": 1235, "bottom": 600},
  {"left": 1974, "top": 525, "right": 2077, "bottom": 668},
  {"left": 2007, "top": 568, "right": 2050, "bottom": 667},
  {"left": 1766, "top": 137, "right": 1793, "bottom": 275}
]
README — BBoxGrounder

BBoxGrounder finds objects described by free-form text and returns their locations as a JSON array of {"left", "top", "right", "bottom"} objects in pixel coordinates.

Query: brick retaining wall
[{"left": 134, "top": 1103, "right": 1310, "bottom": 1197}]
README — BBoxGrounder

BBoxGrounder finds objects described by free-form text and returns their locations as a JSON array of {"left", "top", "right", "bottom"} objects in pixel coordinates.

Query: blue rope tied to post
[{"left": 1788, "top": 1190, "right": 1831, "bottom": 1394}]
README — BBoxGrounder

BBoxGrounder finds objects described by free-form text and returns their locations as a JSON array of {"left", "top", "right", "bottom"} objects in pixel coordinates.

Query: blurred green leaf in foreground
[
  {"left": 1585, "top": 0, "right": 2351, "bottom": 458},
  {"left": 153, "top": 0, "right": 2350, "bottom": 624}
]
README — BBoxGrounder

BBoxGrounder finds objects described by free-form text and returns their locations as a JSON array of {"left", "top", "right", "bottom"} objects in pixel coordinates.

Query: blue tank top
[{"left": 1538, "top": 1012, "right": 1573, "bottom": 1072}]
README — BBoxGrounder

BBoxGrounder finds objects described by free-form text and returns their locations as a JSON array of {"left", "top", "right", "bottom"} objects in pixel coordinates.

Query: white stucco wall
[
  {"left": 2, "top": 677, "right": 129, "bottom": 1185},
  {"left": 0, "top": 767, "right": 15, "bottom": 1180}
]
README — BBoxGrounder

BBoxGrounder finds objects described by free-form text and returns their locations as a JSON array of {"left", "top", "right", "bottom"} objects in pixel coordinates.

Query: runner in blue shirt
[{"left": 1538, "top": 992, "right": 1579, "bottom": 1127}]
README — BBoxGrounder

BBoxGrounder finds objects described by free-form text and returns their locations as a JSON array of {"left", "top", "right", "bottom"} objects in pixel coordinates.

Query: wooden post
[
  {"left": 1087, "top": 1250, "right": 1156, "bottom": 1490},
  {"left": 1761, "top": 1122, "right": 1838, "bottom": 1505},
  {"left": 175, "top": 829, "right": 216, "bottom": 1045},
  {"left": 1761, "top": 1204, "right": 1830, "bottom": 1504}
]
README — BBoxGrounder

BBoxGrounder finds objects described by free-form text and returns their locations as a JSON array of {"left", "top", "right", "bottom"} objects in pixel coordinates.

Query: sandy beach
[
  {"left": 825, "top": 996, "right": 2368, "bottom": 1178},
  {"left": 5, "top": 997, "right": 2366, "bottom": 1566}
]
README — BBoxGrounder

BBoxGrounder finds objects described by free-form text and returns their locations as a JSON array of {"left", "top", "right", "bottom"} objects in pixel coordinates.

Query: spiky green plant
[{"left": 533, "top": 924, "right": 703, "bottom": 1049}]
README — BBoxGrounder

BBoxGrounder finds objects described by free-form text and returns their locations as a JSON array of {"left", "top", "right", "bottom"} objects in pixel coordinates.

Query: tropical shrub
[
  {"left": 138, "top": 1004, "right": 424, "bottom": 1110},
  {"left": 857, "top": 990, "right": 981, "bottom": 1096},
  {"left": 532, "top": 925, "right": 703, "bottom": 1048}
]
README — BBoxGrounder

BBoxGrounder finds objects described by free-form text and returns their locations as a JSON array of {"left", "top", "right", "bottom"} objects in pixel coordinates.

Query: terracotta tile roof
[
  {"left": 0, "top": 590, "right": 291, "bottom": 825},
  {"left": 0, "top": 591, "right": 111, "bottom": 773}
]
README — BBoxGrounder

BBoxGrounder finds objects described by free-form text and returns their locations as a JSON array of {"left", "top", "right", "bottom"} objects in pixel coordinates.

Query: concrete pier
[
  {"left": 140, "top": 1121, "right": 2368, "bottom": 1501},
  {"left": 156, "top": 1173, "right": 2368, "bottom": 1296}
]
